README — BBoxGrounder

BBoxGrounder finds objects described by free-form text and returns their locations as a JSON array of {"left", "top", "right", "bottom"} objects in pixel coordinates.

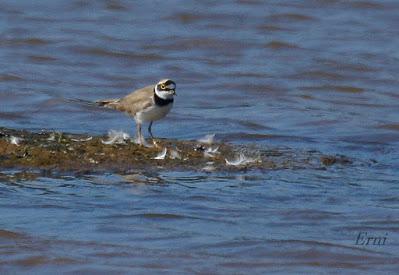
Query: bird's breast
[{"left": 136, "top": 102, "right": 173, "bottom": 123}]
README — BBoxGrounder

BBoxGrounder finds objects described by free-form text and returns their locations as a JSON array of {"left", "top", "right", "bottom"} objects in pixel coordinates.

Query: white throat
[{"left": 155, "top": 87, "right": 173, "bottom": 100}]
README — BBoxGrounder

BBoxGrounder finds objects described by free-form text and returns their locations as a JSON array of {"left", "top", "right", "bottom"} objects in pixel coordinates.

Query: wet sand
[
  {"left": 1, "top": 0, "right": 399, "bottom": 273},
  {"left": 0, "top": 127, "right": 351, "bottom": 174}
]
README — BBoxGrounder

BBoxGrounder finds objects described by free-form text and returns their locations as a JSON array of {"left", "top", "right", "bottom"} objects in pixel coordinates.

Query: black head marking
[
  {"left": 164, "top": 80, "right": 175, "bottom": 86},
  {"left": 153, "top": 88, "right": 174, "bottom": 106}
]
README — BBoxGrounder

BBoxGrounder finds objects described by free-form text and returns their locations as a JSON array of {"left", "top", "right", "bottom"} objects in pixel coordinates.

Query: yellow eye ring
[{"left": 160, "top": 84, "right": 166, "bottom": 89}]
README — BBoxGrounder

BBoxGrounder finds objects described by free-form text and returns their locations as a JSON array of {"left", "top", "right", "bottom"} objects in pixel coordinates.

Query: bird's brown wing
[
  {"left": 114, "top": 85, "right": 154, "bottom": 116},
  {"left": 97, "top": 85, "right": 154, "bottom": 116}
]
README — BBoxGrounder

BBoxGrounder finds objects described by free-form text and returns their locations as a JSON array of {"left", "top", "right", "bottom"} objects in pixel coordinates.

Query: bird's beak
[{"left": 172, "top": 89, "right": 176, "bottom": 96}]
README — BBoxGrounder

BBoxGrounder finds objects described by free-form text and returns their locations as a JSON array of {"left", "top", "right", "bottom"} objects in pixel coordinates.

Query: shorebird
[{"left": 97, "top": 79, "right": 176, "bottom": 146}]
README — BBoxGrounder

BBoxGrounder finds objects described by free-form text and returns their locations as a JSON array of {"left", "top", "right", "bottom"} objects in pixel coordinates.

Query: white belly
[{"left": 136, "top": 103, "right": 173, "bottom": 123}]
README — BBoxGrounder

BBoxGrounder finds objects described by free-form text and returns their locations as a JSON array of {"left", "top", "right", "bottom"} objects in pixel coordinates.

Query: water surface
[{"left": 1, "top": 0, "right": 399, "bottom": 273}]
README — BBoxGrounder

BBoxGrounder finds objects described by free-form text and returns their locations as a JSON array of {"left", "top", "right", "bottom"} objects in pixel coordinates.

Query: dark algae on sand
[{"left": 0, "top": 127, "right": 351, "bottom": 174}]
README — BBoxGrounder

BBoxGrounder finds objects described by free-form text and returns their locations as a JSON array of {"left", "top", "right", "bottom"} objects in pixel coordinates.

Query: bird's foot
[
  {"left": 152, "top": 139, "right": 160, "bottom": 148},
  {"left": 133, "top": 137, "right": 142, "bottom": 145},
  {"left": 132, "top": 137, "right": 150, "bottom": 147}
]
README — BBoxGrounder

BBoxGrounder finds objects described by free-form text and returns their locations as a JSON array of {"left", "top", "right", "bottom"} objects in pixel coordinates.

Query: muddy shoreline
[{"left": 0, "top": 127, "right": 351, "bottom": 174}]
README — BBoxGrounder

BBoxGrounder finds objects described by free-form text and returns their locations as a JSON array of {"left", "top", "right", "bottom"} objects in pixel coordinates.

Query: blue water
[{"left": 1, "top": 0, "right": 399, "bottom": 273}]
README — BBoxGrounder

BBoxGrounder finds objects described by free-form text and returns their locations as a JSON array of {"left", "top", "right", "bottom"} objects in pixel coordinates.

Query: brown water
[{"left": 1, "top": 0, "right": 399, "bottom": 273}]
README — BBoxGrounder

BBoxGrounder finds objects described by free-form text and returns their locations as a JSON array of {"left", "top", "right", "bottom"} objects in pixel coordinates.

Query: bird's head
[{"left": 155, "top": 79, "right": 176, "bottom": 100}]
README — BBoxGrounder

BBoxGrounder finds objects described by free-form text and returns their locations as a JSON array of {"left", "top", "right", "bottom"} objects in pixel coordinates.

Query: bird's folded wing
[{"left": 117, "top": 85, "right": 154, "bottom": 115}]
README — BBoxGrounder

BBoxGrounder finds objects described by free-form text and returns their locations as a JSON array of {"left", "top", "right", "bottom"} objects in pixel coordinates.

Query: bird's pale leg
[{"left": 135, "top": 122, "right": 144, "bottom": 145}]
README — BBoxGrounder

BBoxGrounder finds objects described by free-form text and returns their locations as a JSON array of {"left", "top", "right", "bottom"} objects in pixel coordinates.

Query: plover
[{"left": 97, "top": 79, "right": 176, "bottom": 145}]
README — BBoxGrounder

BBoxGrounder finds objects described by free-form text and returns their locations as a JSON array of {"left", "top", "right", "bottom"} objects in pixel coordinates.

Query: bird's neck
[{"left": 154, "top": 88, "right": 173, "bottom": 106}]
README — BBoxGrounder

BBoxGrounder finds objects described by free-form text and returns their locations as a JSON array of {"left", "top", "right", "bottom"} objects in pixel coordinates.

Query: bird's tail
[{"left": 96, "top": 98, "right": 120, "bottom": 109}]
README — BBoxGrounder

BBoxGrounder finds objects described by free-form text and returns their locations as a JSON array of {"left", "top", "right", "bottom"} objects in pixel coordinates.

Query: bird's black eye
[{"left": 160, "top": 84, "right": 166, "bottom": 89}]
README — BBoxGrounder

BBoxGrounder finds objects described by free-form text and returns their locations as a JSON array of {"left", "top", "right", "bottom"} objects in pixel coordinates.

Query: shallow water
[{"left": 1, "top": 0, "right": 399, "bottom": 273}]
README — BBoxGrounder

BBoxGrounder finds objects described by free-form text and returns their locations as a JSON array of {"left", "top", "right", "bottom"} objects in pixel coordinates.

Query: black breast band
[{"left": 154, "top": 89, "right": 174, "bottom": 106}]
